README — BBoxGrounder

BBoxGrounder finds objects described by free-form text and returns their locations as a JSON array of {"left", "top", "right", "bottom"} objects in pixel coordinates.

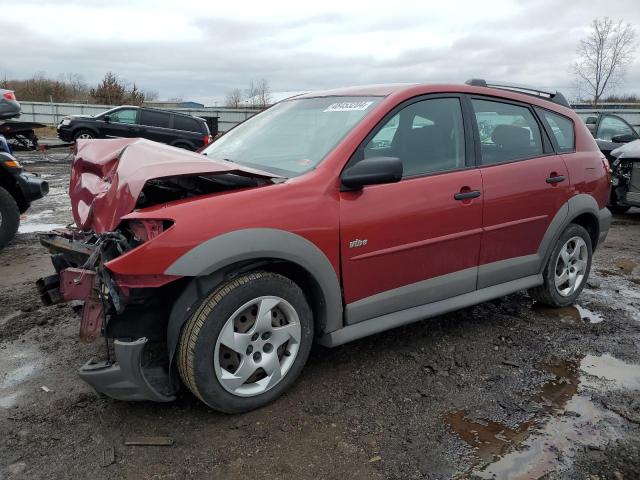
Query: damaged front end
[
  {"left": 38, "top": 224, "right": 180, "bottom": 402},
  {"left": 37, "top": 138, "right": 281, "bottom": 402}
]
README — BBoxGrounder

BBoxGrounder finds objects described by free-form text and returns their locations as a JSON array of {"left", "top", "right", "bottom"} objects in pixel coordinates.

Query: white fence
[{"left": 17, "top": 101, "right": 261, "bottom": 132}]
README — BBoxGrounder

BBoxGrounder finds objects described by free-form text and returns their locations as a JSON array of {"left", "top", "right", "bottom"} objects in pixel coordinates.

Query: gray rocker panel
[{"left": 318, "top": 274, "right": 542, "bottom": 347}]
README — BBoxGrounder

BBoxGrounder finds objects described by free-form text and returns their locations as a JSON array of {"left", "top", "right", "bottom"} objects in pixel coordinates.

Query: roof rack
[{"left": 465, "top": 79, "right": 570, "bottom": 108}]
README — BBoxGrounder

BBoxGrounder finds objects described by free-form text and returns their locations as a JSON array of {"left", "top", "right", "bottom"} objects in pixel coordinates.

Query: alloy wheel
[
  {"left": 554, "top": 236, "right": 588, "bottom": 297},
  {"left": 213, "top": 296, "right": 301, "bottom": 397}
]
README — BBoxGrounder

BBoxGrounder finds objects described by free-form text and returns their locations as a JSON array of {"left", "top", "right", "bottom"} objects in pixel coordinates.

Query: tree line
[{"left": 0, "top": 72, "right": 158, "bottom": 105}]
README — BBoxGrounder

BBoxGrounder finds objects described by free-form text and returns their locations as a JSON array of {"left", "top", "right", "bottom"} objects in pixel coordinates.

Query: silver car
[{"left": 0, "top": 88, "right": 21, "bottom": 120}]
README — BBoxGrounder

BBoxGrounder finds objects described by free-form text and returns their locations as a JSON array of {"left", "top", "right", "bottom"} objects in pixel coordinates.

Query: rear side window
[
  {"left": 541, "top": 110, "right": 575, "bottom": 152},
  {"left": 139, "top": 110, "right": 171, "bottom": 128},
  {"left": 471, "top": 99, "right": 543, "bottom": 165},
  {"left": 174, "top": 115, "right": 203, "bottom": 133}
]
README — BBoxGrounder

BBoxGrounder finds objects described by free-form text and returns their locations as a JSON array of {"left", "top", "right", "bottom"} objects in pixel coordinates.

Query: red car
[{"left": 39, "top": 80, "right": 611, "bottom": 413}]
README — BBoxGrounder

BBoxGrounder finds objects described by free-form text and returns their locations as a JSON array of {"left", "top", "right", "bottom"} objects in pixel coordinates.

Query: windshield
[{"left": 201, "top": 96, "right": 382, "bottom": 176}]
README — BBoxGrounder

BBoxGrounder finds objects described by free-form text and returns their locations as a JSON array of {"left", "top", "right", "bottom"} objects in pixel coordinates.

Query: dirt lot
[{"left": 1, "top": 150, "right": 639, "bottom": 480}]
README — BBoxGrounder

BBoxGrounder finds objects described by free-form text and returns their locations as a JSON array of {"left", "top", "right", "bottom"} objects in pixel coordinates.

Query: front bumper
[
  {"left": 17, "top": 172, "right": 48, "bottom": 203},
  {"left": 56, "top": 125, "right": 74, "bottom": 142},
  {"left": 79, "top": 337, "right": 176, "bottom": 402},
  {"left": 598, "top": 207, "right": 612, "bottom": 248}
]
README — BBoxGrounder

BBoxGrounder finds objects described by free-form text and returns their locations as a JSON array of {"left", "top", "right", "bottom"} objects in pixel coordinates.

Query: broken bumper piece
[{"left": 78, "top": 337, "right": 176, "bottom": 402}]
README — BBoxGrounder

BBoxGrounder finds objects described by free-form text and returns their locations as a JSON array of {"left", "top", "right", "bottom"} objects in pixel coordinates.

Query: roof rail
[{"left": 465, "top": 78, "right": 570, "bottom": 108}]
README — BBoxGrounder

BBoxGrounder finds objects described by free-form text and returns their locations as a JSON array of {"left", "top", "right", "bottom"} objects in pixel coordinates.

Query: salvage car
[
  {"left": 0, "top": 152, "right": 49, "bottom": 249},
  {"left": 39, "top": 80, "right": 611, "bottom": 413},
  {"left": 582, "top": 113, "right": 640, "bottom": 212},
  {"left": 606, "top": 139, "right": 640, "bottom": 213},
  {"left": 57, "top": 106, "right": 213, "bottom": 151}
]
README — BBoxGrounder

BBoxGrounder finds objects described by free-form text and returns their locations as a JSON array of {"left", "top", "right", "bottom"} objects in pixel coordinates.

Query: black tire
[
  {"left": 528, "top": 223, "right": 593, "bottom": 307},
  {"left": 73, "top": 129, "right": 95, "bottom": 141},
  {"left": 177, "top": 271, "right": 313, "bottom": 413},
  {"left": 609, "top": 205, "right": 630, "bottom": 214},
  {"left": 0, "top": 186, "right": 20, "bottom": 250},
  {"left": 609, "top": 191, "right": 631, "bottom": 214}
]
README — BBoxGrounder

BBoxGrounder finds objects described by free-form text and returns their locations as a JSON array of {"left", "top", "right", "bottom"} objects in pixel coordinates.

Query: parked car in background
[
  {"left": 0, "top": 152, "right": 49, "bottom": 249},
  {"left": 582, "top": 113, "right": 640, "bottom": 212},
  {"left": 39, "top": 80, "right": 610, "bottom": 413},
  {"left": 0, "top": 89, "right": 21, "bottom": 120},
  {"left": 606, "top": 139, "right": 640, "bottom": 213},
  {"left": 57, "top": 106, "right": 213, "bottom": 150}
]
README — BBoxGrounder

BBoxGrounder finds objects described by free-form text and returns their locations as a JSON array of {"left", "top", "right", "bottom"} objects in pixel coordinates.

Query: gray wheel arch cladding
[{"left": 164, "top": 228, "right": 343, "bottom": 363}]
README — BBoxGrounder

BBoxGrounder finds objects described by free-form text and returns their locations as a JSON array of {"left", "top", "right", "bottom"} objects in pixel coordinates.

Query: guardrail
[{"left": 16, "top": 101, "right": 262, "bottom": 132}]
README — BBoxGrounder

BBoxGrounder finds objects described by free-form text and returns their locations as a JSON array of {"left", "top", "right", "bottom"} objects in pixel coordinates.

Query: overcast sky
[{"left": 2, "top": 0, "right": 639, "bottom": 105}]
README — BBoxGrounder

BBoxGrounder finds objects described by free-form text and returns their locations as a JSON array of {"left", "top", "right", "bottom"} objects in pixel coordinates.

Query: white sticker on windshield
[{"left": 324, "top": 101, "right": 374, "bottom": 112}]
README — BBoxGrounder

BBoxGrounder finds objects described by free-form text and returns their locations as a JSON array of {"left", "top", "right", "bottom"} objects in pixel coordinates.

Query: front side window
[
  {"left": 110, "top": 108, "right": 137, "bottom": 124},
  {"left": 541, "top": 110, "right": 575, "bottom": 152},
  {"left": 471, "top": 99, "right": 543, "bottom": 164},
  {"left": 596, "top": 115, "right": 636, "bottom": 141},
  {"left": 364, "top": 98, "right": 466, "bottom": 177},
  {"left": 201, "top": 96, "right": 382, "bottom": 177}
]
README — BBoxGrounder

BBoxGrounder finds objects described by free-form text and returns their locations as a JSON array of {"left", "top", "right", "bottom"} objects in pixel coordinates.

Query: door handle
[
  {"left": 546, "top": 175, "right": 566, "bottom": 184},
  {"left": 454, "top": 190, "right": 481, "bottom": 201}
]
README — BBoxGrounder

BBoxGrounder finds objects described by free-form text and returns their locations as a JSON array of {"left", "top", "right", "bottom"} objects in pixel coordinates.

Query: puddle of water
[
  {"left": 581, "top": 354, "right": 640, "bottom": 390},
  {"left": 18, "top": 223, "right": 66, "bottom": 234},
  {"left": 533, "top": 303, "right": 604, "bottom": 324},
  {"left": 447, "top": 354, "right": 640, "bottom": 479}
]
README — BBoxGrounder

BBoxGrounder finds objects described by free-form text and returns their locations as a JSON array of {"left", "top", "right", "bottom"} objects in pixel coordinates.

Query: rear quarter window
[
  {"left": 173, "top": 115, "right": 203, "bottom": 133},
  {"left": 541, "top": 110, "right": 575, "bottom": 152}
]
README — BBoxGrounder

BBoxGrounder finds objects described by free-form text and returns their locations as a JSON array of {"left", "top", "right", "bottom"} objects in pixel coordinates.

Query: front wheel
[
  {"left": 528, "top": 223, "right": 592, "bottom": 307},
  {"left": 178, "top": 271, "right": 313, "bottom": 413},
  {"left": 73, "top": 129, "right": 95, "bottom": 140},
  {"left": 0, "top": 186, "right": 20, "bottom": 250}
]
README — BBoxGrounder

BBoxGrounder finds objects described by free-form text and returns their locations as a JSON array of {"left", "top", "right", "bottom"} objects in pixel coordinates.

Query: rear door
[
  {"left": 339, "top": 95, "right": 483, "bottom": 324},
  {"left": 469, "top": 97, "right": 571, "bottom": 288},
  {"left": 138, "top": 109, "right": 172, "bottom": 143}
]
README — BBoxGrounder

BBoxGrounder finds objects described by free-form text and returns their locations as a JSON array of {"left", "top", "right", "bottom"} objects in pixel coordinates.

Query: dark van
[{"left": 57, "top": 106, "right": 213, "bottom": 150}]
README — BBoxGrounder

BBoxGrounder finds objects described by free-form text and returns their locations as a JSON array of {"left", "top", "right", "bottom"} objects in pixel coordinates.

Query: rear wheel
[
  {"left": 177, "top": 271, "right": 313, "bottom": 413},
  {"left": 73, "top": 130, "right": 95, "bottom": 140},
  {"left": 0, "top": 186, "right": 20, "bottom": 250},
  {"left": 528, "top": 223, "right": 592, "bottom": 307}
]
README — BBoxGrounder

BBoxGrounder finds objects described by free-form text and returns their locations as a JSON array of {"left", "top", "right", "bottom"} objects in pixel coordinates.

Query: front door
[
  {"left": 469, "top": 97, "right": 572, "bottom": 288},
  {"left": 339, "top": 96, "right": 483, "bottom": 324},
  {"left": 102, "top": 108, "right": 140, "bottom": 138}
]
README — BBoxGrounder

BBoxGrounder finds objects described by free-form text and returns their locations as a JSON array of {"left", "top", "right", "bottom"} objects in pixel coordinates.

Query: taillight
[
  {"left": 203, "top": 135, "right": 212, "bottom": 146},
  {"left": 3, "top": 91, "right": 16, "bottom": 101}
]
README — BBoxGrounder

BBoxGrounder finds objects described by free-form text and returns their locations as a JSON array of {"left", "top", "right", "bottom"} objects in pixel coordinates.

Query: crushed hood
[{"left": 70, "top": 138, "right": 278, "bottom": 233}]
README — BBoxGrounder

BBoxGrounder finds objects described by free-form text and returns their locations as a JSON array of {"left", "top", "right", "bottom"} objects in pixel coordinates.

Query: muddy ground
[{"left": 1, "top": 149, "right": 639, "bottom": 480}]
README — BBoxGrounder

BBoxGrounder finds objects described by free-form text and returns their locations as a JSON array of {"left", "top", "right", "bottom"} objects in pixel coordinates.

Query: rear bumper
[
  {"left": 79, "top": 337, "right": 176, "bottom": 402},
  {"left": 16, "top": 172, "right": 48, "bottom": 203},
  {"left": 598, "top": 207, "right": 612, "bottom": 248}
]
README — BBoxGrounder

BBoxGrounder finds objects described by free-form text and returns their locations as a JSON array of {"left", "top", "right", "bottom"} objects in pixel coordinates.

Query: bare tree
[
  {"left": 573, "top": 17, "right": 636, "bottom": 105},
  {"left": 224, "top": 88, "right": 243, "bottom": 108},
  {"left": 245, "top": 79, "right": 272, "bottom": 108}
]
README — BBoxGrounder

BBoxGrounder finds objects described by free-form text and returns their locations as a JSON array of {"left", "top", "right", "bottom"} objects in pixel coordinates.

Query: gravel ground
[{"left": 1, "top": 149, "right": 639, "bottom": 480}]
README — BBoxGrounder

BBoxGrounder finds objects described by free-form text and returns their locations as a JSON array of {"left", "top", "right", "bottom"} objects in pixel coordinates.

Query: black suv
[{"left": 57, "top": 106, "right": 213, "bottom": 151}]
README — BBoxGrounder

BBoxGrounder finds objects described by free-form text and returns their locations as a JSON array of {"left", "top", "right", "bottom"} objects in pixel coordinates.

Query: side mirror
[
  {"left": 103, "top": 114, "right": 111, "bottom": 123},
  {"left": 341, "top": 156, "right": 403, "bottom": 190},
  {"left": 585, "top": 116, "right": 597, "bottom": 125},
  {"left": 611, "top": 133, "right": 636, "bottom": 144}
]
